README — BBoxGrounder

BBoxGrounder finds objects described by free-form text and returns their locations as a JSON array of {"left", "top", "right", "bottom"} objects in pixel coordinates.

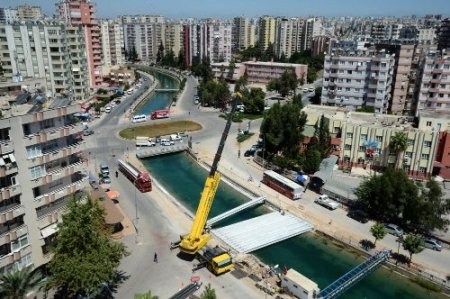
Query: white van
[
  {"left": 132, "top": 114, "right": 147, "bottom": 123},
  {"left": 170, "top": 134, "right": 182, "bottom": 142}
]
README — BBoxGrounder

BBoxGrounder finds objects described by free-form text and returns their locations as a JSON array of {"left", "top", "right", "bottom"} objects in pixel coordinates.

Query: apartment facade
[
  {"left": 304, "top": 105, "right": 438, "bottom": 179},
  {"left": 417, "top": 49, "right": 450, "bottom": 113},
  {"left": 275, "top": 18, "right": 305, "bottom": 58},
  {"left": 0, "top": 22, "right": 89, "bottom": 101},
  {"left": 437, "top": 18, "right": 450, "bottom": 50},
  {"left": 100, "top": 19, "right": 125, "bottom": 68},
  {"left": 259, "top": 16, "right": 276, "bottom": 50},
  {"left": 16, "top": 5, "right": 43, "bottom": 21},
  {"left": 163, "top": 22, "right": 183, "bottom": 58},
  {"left": 322, "top": 47, "right": 395, "bottom": 113},
  {"left": 56, "top": 0, "right": 102, "bottom": 88},
  {"left": 0, "top": 8, "right": 18, "bottom": 24},
  {"left": 0, "top": 97, "right": 87, "bottom": 274},
  {"left": 122, "top": 15, "right": 165, "bottom": 63},
  {"left": 232, "top": 17, "right": 255, "bottom": 52}
]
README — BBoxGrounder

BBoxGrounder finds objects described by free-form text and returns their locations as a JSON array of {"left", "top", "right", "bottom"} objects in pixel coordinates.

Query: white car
[
  {"left": 105, "top": 106, "right": 111, "bottom": 113},
  {"left": 161, "top": 140, "right": 175, "bottom": 146},
  {"left": 384, "top": 224, "right": 404, "bottom": 237}
]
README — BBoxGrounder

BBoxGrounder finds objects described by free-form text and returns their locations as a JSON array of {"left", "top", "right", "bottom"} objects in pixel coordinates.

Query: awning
[
  {"left": 8, "top": 154, "right": 16, "bottom": 163},
  {"left": 106, "top": 190, "right": 120, "bottom": 200},
  {"left": 99, "top": 199, "right": 124, "bottom": 224},
  {"left": 40, "top": 223, "right": 58, "bottom": 238}
]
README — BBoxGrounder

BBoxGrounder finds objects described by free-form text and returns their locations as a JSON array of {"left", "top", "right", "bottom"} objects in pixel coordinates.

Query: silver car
[
  {"left": 384, "top": 224, "right": 404, "bottom": 236},
  {"left": 424, "top": 238, "right": 442, "bottom": 251}
]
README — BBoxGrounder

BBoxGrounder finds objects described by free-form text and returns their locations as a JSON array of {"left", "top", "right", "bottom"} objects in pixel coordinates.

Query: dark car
[
  {"left": 347, "top": 209, "right": 369, "bottom": 223},
  {"left": 244, "top": 148, "right": 256, "bottom": 157},
  {"left": 114, "top": 99, "right": 121, "bottom": 104},
  {"left": 83, "top": 128, "right": 94, "bottom": 136}
]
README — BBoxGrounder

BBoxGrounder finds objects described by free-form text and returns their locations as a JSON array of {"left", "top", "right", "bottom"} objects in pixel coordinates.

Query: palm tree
[
  {"left": 370, "top": 223, "right": 387, "bottom": 247},
  {"left": 389, "top": 132, "right": 408, "bottom": 169},
  {"left": 0, "top": 267, "right": 42, "bottom": 299},
  {"left": 134, "top": 290, "right": 159, "bottom": 299},
  {"left": 200, "top": 283, "right": 217, "bottom": 299}
]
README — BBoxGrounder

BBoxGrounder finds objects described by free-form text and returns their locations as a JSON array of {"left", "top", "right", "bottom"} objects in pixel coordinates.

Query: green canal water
[{"left": 142, "top": 153, "right": 446, "bottom": 299}]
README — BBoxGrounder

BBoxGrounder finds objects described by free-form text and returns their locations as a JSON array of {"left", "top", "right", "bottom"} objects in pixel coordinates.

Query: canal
[{"left": 139, "top": 71, "right": 445, "bottom": 299}]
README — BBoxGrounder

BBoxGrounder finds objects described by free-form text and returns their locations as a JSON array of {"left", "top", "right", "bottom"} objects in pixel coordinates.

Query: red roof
[{"left": 331, "top": 137, "right": 341, "bottom": 146}]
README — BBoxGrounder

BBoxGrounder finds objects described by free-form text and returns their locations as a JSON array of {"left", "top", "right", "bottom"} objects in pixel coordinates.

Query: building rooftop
[
  {"left": 243, "top": 61, "right": 306, "bottom": 67},
  {"left": 284, "top": 268, "right": 318, "bottom": 290}
]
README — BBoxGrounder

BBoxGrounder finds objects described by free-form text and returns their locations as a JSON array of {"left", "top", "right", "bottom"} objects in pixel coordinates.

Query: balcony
[
  {"left": 0, "top": 185, "right": 22, "bottom": 202},
  {"left": 0, "top": 205, "right": 25, "bottom": 224},
  {"left": 31, "top": 159, "right": 87, "bottom": 187},
  {"left": 21, "top": 105, "right": 80, "bottom": 125},
  {"left": 0, "top": 244, "right": 32, "bottom": 269},
  {"left": 34, "top": 175, "right": 88, "bottom": 206},
  {"left": 0, "top": 141, "right": 13, "bottom": 155},
  {"left": 0, "top": 225, "right": 27, "bottom": 247},
  {"left": 0, "top": 161, "right": 18, "bottom": 177},
  {"left": 23, "top": 124, "right": 82, "bottom": 147}
]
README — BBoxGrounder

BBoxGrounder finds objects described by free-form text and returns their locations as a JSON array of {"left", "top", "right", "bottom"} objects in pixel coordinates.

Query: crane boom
[{"left": 178, "top": 94, "right": 239, "bottom": 255}]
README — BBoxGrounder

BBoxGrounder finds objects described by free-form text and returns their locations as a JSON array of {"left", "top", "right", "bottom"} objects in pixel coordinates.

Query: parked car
[
  {"left": 105, "top": 106, "right": 111, "bottom": 113},
  {"left": 101, "top": 176, "right": 111, "bottom": 184},
  {"left": 314, "top": 194, "right": 339, "bottom": 210},
  {"left": 308, "top": 87, "right": 315, "bottom": 92},
  {"left": 424, "top": 238, "right": 443, "bottom": 251},
  {"left": 244, "top": 148, "right": 257, "bottom": 157},
  {"left": 99, "top": 162, "right": 110, "bottom": 176},
  {"left": 347, "top": 209, "right": 369, "bottom": 223},
  {"left": 161, "top": 140, "right": 175, "bottom": 146},
  {"left": 384, "top": 223, "right": 404, "bottom": 236},
  {"left": 83, "top": 128, "right": 94, "bottom": 136}
]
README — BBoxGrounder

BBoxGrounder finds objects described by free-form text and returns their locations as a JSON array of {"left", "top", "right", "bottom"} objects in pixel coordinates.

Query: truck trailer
[{"left": 151, "top": 109, "right": 170, "bottom": 120}]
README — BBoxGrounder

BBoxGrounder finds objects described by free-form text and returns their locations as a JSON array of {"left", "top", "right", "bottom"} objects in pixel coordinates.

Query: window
[
  {"left": 404, "top": 152, "right": 413, "bottom": 158},
  {"left": 360, "top": 134, "right": 368, "bottom": 141},
  {"left": 30, "top": 166, "right": 46, "bottom": 180},
  {"left": 346, "top": 132, "right": 353, "bottom": 138},
  {"left": 423, "top": 141, "right": 432, "bottom": 147},
  {"left": 421, "top": 154, "right": 429, "bottom": 160},
  {"left": 426, "top": 121, "right": 432, "bottom": 127},
  {"left": 407, "top": 139, "right": 414, "bottom": 146},
  {"left": 375, "top": 136, "right": 383, "bottom": 142},
  {"left": 419, "top": 167, "right": 427, "bottom": 173},
  {"left": 344, "top": 144, "right": 351, "bottom": 150},
  {"left": 11, "top": 234, "right": 29, "bottom": 252},
  {"left": 359, "top": 146, "right": 365, "bottom": 152}
]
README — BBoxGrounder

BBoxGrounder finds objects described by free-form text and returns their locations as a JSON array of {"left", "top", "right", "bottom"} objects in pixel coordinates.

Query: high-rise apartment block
[
  {"left": 163, "top": 22, "right": 183, "bottom": 58},
  {"left": 259, "top": 16, "right": 276, "bottom": 50},
  {"left": 0, "top": 22, "right": 89, "bottom": 101},
  {"left": 100, "top": 19, "right": 125, "bottom": 68},
  {"left": 417, "top": 48, "right": 450, "bottom": 113},
  {"left": 437, "top": 18, "right": 450, "bottom": 51},
  {"left": 16, "top": 5, "right": 43, "bottom": 21},
  {"left": 122, "top": 15, "right": 165, "bottom": 63},
  {"left": 322, "top": 47, "right": 395, "bottom": 113},
  {"left": 0, "top": 88, "right": 87, "bottom": 273},
  {"left": 0, "top": 8, "right": 18, "bottom": 24},
  {"left": 232, "top": 17, "right": 255, "bottom": 52},
  {"left": 276, "top": 18, "right": 305, "bottom": 58},
  {"left": 56, "top": 0, "right": 102, "bottom": 88}
]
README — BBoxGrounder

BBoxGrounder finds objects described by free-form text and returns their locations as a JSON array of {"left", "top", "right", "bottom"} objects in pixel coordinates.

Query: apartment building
[
  {"left": 437, "top": 18, "right": 450, "bottom": 50},
  {"left": 0, "top": 8, "right": 18, "bottom": 24},
  {"left": 122, "top": 15, "right": 165, "bottom": 63},
  {"left": 56, "top": 0, "right": 102, "bottom": 88},
  {"left": 370, "top": 22, "right": 403, "bottom": 41},
  {"left": 163, "top": 22, "right": 183, "bottom": 58},
  {"left": 304, "top": 18, "right": 322, "bottom": 51},
  {"left": 304, "top": 105, "right": 438, "bottom": 179},
  {"left": 100, "top": 19, "right": 125, "bottom": 68},
  {"left": 16, "top": 5, "right": 43, "bottom": 21},
  {"left": 204, "top": 20, "right": 232, "bottom": 63},
  {"left": 417, "top": 49, "right": 450, "bottom": 113},
  {"left": 275, "top": 18, "right": 305, "bottom": 58},
  {"left": 259, "top": 16, "right": 276, "bottom": 50},
  {"left": 0, "top": 22, "right": 89, "bottom": 101},
  {"left": 0, "top": 91, "right": 87, "bottom": 274},
  {"left": 232, "top": 17, "right": 255, "bottom": 52},
  {"left": 321, "top": 47, "right": 395, "bottom": 113}
]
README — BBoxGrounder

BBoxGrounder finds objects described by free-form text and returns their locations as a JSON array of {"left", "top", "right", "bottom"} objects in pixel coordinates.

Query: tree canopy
[
  {"left": 48, "top": 197, "right": 129, "bottom": 297},
  {"left": 241, "top": 87, "right": 265, "bottom": 114},
  {"left": 389, "top": 132, "right": 408, "bottom": 168},
  {"left": 266, "top": 70, "right": 298, "bottom": 97},
  {"left": 200, "top": 284, "right": 217, "bottom": 299},
  {"left": 370, "top": 223, "right": 387, "bottom": 246},
  {"left": 198, "top": 78, "right": 231, "bottom": 109},
  {"left": 135, "top": 290, "right": 159, "bottom": 299},
  {"left": 0, "top": 267, "right": 42, "bottom": 299},
  {"left": 402, "top": 234, "right": 425, "bottom": 264},
  {"left": 355, "top": 170, "right": 450, "bottom": 233}
]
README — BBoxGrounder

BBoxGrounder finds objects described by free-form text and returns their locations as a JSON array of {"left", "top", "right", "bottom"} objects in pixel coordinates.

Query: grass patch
[
  {"left": 237, "top": 133, "right": 254, "bottom": 143},
  {"left": 119, "top": 120, "right": 202, "bottom": 139},
  {"left": 240, "top": 113, "right": 263, "bottom": 120},
  {"left": 410, "top": 276, "right": 442, "bottom": 292}
]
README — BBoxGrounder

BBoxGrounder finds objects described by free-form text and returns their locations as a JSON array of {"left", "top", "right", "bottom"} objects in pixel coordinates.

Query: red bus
[
  {"left": 262, "top": 170, "right": 304, "bottom": 200},
  {"left": 118, "top": 159, "right": 152, "bottom": 192}
]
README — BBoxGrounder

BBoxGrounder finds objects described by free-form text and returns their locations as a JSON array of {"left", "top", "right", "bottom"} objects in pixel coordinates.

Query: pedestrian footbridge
[
  {"left": 207, "top": 197, "right": 266, "bottom": 227},
  {"left": 136, "top": 144, "right": 189, "bottom": 158},
  {"left": 213, "top": 211, "right": 314, "bottom": 253},
  {"left": 155, "top": 88, "right": 178, "bottom": 92}
]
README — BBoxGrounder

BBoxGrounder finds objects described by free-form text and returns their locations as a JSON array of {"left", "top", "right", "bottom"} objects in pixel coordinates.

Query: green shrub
[{"left": 410, "top": 276, "right": 441, "bottom": 292}]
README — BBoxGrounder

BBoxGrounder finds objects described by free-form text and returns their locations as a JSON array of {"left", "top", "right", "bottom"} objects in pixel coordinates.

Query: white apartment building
[
  {"left": 0, "top": 93, "right": 87, "bottom": 274},
  {"left": 322, "top": 47, "right": 395, "bottom": 113},
  {"left": 276, "top": 18, "right": 305, "bottom": 58},
  {"left": 0, "top": 8, "right": 18, "bottom": 24},
  {"left": 100, "top": 19, "right": 125, "bottom": 68},
  {"left": 417, "top": 49, "right": 450, "bottom": 113},
  {"left": 16, "top": 5, "right": 43, "bottom": 21},
  {"left": 204, "top": 21, "right": 232, "bottom": 63},
  {"left": 259, "top": 16, "right": 276, "bottom": 50},
  {"left": 417, "top": 27, "right": 436, "bottom": 44},
  {"left": 122, "top": 15, "right": 165, "bottom": 63},
  {"left": 304, "top": 18, "right": 322, "bottom": 51},
  {"left": 0, "top": 22, "right": 89, "bottom": 101},
  {"left": 304, "top": 105, "right": 438, "bottom": 179}
]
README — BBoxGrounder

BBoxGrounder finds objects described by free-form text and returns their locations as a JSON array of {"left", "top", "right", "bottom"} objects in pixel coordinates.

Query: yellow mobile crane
[{"left": 171, "top": 93, "right": 241, "bottom": 275}]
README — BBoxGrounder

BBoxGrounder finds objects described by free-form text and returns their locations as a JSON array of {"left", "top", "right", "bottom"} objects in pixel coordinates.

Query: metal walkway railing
[
  {"left": 206, "top": 196, "right": 265, "bottom": 227},
  {"left": 318, "top": 250, "right": 391, "bottom": 299}
]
